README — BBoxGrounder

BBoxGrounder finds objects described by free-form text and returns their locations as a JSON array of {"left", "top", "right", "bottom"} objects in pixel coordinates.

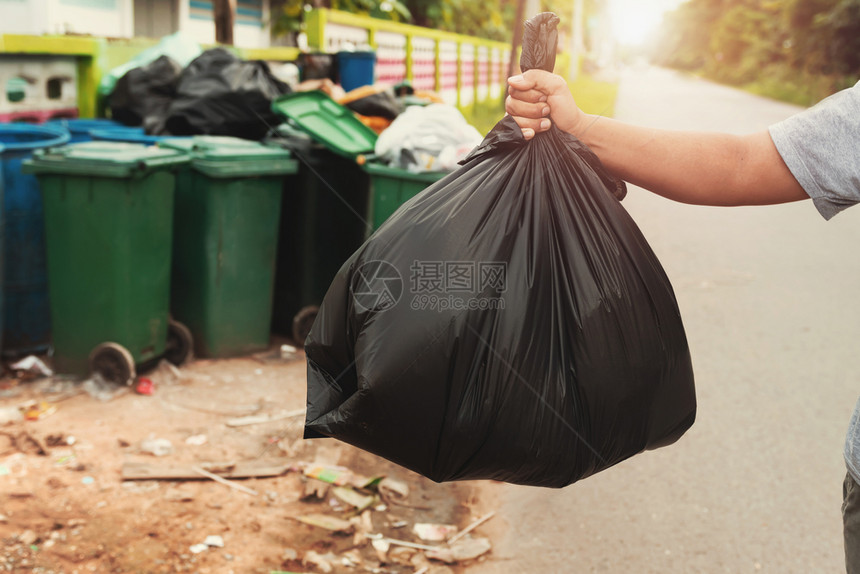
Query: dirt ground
[{"left": 0, "top": 342, "right": 498, "bottom": 574}]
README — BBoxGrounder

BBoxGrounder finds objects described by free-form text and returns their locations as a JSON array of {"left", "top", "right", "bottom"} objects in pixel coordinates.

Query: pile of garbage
[
  {"left": 100, "top": 33, "right": 483, "bottom": 173},
  {"left": 103, "top": 35, "right": 290, "bottom": 141}
]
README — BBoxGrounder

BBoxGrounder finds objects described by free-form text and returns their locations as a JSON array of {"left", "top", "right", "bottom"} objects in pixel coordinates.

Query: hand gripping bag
[{"left": 303, "top": 13, "right": 696, "bottom": 488}]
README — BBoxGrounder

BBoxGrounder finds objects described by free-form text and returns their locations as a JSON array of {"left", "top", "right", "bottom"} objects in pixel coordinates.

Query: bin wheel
[
  {"left": 292, "top": 305, "right": 319, "bottom": 348},
  {"left": 89, "top": 342, "right": 136, "bottom": 386},
  {"left": 165, "top": 319, "right": 193, "bottom": 366}
]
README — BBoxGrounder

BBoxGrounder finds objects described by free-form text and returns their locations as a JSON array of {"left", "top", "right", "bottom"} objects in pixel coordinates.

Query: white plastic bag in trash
[{"left": 374, "top": 104, "right": 484, "bottom": 172}]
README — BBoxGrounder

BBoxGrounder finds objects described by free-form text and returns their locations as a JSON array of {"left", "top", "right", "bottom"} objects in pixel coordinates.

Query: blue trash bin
[
  {"left": 91, "top": 127, "right": 190, "bottom": 146},
  {"left": 337, "top": 51, "right": 376, "bottom": 92},
  {"left": 47, "top": 118, "right": 124, "bottom": 143},
  {"left": 0, "top": 123, "right": 69, "bottom": 356}
]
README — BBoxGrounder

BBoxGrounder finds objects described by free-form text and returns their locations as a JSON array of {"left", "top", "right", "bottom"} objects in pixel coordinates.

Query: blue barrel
[
  {"left": 337, "top": 51, "right": 376, "bottom": 92},
  {"left": 91, "top": 127, "right": 191, "bottom": 146},
  {"left": 47, "top": 118, "right": 124, "bottom": 143},
  {"left": 0, "top": 123, "right": 69, "bottom": 356}
]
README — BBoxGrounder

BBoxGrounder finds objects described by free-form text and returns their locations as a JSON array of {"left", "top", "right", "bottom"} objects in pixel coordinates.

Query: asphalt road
[{"left": 469, "top": 67, "right": 860, "bottom": 573}]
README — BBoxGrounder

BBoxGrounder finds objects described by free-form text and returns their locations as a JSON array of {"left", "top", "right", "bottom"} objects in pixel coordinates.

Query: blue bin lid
[
  {"left": 47, "top": 118, "right": 124, "bottom": 136},
  {"left": 91, "top": 127, "right": 190, "bottom": 145},
  {"left": 0, "top": 123, "right": 69, "bottom": 153}
]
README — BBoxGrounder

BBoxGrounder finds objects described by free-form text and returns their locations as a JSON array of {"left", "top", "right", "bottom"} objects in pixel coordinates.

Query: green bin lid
[
  {"left": 23, "top": 141, "right": 189, "bottom": 178},
  {"left": 362, "top": 161, "right": 447, "bottom": 183},
  {"left": 159, "top": 135, "right": 298, "bottom": 178},
  {"left": 271, "top": 91, "right": 378, "bottom": 160}
]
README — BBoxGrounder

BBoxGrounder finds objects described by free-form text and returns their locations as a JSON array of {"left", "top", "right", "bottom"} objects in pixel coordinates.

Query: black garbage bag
[
  {"left": 162, "top": 48, "right": 290, "bottom": 139},
  {"left": 303, "top": 13, "right": 696, "bottom": 488},
  {"left": 341, "top": 85, "right": 404, "bottom": 120},
  {"left": 108, "top": 55, "right": 182, "bottom": 132}
]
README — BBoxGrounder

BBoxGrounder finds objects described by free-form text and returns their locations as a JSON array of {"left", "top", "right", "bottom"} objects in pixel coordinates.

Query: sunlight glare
[{"left": 609, "top": 0, "right": 685, "bottom": 46}]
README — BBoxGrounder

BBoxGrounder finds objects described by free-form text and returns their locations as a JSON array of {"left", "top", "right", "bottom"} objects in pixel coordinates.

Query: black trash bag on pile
[
  {"left": 303, "top": 13, "right": 696, "bottom": 488},
  {"left": 108, "top": 55, "right": 182, "bottom": 133},
  {"left": 162, "top": 48, "right": 290, "bottom": 139},
  {"left": 342, "top": 85, "right": 404, "bottom": 120}
]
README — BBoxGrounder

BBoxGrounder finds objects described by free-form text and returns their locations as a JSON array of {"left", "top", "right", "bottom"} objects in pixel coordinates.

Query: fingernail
[
  {"left": 540, "top": 119, "right": 551, "bottom": 130},
  {"left": 522, "top": 128, "right": 535, "bottom": 139},
  {"left": 541, "top": 106, "right": 550, "bottom": 116},
  {"left": 509, "top": 74, "right": 523, "bottom": 83},
  {"left": 539, "top": 95, "right": 547, "bottom": 102}
]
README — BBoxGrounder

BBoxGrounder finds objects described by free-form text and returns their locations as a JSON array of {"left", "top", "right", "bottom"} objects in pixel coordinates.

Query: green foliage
[
  {"left": 650, "top": 0, "right": 860, "bottom": 104},
  {"left": 272, "top": 0, "right": 601, "bottom": 46},
  {"left": 271, "top": 0, "right": 412, "bottom": 38}
]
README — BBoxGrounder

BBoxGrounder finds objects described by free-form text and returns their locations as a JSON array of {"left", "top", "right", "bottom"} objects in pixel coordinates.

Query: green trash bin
[
  {"left": 270, "top": 92, "right": 446, "bottom": 344},
  {"left": 363, "top": 162, "right": 447, "bottom": 230},
  {"left": 23, "top": 142, "right": 192, "bottom": 383},
  {"left": 265, "top": 124, "right": 372, "bottom": 344},
  {"left": 161, "top": 136, "right": 298, "bottom": 358}
]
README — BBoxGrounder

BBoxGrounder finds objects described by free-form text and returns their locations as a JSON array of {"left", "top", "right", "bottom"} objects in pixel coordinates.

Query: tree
[{"left": 823, "top": 0, "right": 860, "bottom": 75}]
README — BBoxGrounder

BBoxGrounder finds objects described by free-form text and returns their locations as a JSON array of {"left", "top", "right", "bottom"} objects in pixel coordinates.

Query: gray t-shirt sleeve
[{"left": 768, "top": 80, "right": 860, "bottom": 220}]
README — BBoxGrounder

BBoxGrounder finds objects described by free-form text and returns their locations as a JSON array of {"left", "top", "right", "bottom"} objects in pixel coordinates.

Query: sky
[{"left": 608, "top": 0, "right": 687, "bottom": 46}]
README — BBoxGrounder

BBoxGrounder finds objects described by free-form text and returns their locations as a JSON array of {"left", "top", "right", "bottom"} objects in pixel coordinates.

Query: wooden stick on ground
[
  {"left": 192, "top": 465, "right": 259, "bottom": 496},
  {"left": 447, "top": 511, "right": 497, "bottom": 544}
]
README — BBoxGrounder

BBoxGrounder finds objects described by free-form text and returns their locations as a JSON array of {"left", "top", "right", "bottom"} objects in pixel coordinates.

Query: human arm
[{"left": 506, "top": 70, "right": 809, "bottom": 208}]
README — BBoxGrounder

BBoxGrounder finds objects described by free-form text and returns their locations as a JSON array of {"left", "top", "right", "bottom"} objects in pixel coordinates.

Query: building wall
[{"left": 0, "top": 0, "right": 270, "bottom": 48}]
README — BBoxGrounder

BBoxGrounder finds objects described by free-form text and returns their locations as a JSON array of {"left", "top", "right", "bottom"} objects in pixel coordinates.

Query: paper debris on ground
[
  {"left": 295, "top": 513, "right": 355, "bottom": 533},
  {"left": 10, "top": 356, "right": 53, "bottom": 377},
  {"left": 413, "top": 523, "right": 458, "bottom": 542},
  {"left": 333, "top": 486, "right": 375, "bottom": 511}
]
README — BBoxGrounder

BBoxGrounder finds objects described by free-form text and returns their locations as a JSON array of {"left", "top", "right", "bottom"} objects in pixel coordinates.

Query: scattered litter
[
  {"left": 150, "top": 359, "right": 183, "bottom": 384},
  {"left": 332, "top": 486, "right": 375, "bottom": 511},
  {"left": 371, "top": 538, "right": 390, "bottom": 562},
  {"left": 135, "top": 377, "right": 155, "bottom": 395},
  {"left": 192, "top": 465, "right": 259, "bottom": 496},
  {"left": 304, "top": 464, "right": 353, "bottom": 486},
  {"left": 23, "top": 401, "right": 57, "bottom": 421},
  {"left": 413, "top": 523, "right": 457, "bottom": 542},
  {"left": 184, "top": 434, "right": 207, "bottom": 446},
  {"left": 378, "top": 476, "right": 409, "bottom": 500},
  {"left": 447, "top": 511, "right": 496, "bottom": 544},
  {"left": 0, "top": 465, "right": 8, "bottom": 476},
  {"left": 11, "top": 356, "right": 53, "bottom": 377},
  {"left": 295, "top": 513, "right": 354, "bottom": 533},
  {"left": 189, "top": 543, "right": 208, "bottom": 554},
  {"left": 204, "top": 534, "right": 224, "bottom": 547},
  {"left": 140, "top": 437, "right": 173, "bottom": 457},
  {"left": 302, "top": 478, "right": 330, "bottom": 500},
  {"left": 18, "top": 530, "right": 37, "bottom": 545},
  {"left": 81, "top": 476, "right": 95, "bottom": 485},
  {"left": 368, "top": 535, "right": 439, "bottom": 552},
  {"left": 81, "top": 373, "right": 127, "bottom": 402},
  {"left": 255, "top": 344, "right": 299, "bottom": 364},
  {"left": 46, "top": 434, "right": 75, "bottom": 447},
  {"left": 225, "top": 408, "right": 304, "bottom": 428},
  {"left": 281, "top": 547, "right": 298, "bottom": 561},
  {"left": 426, "top": 536, "right": 492, "bottom": 563},
  {"left": 451, "top": 536, "right": 493, "bottom": 561},
  {"left": 392, "top": 520, "right": 408, "bottom": 529},
  {"left": 303, "top": 550, "right": 336, "bottom": 573},
  {"left": 0, "top": 406, "right": 23, "bottom": 425}
]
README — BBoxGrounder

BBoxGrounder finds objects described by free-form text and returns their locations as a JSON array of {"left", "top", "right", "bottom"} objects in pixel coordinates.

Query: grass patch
[
  {"left": 467, "top": 102, "right": 506, "bottom": 135},
  {"left": 566, "top": 72, "right": 619, "bottom": 117}
]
